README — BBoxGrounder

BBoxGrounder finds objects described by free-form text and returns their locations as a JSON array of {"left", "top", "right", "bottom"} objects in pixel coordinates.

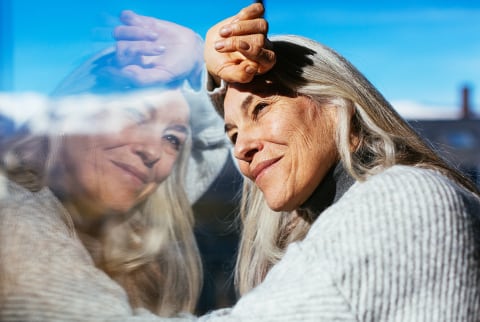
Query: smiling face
[
  {"left": 55, "top": 90, "right": 190, "bottom": 221},
  {"left": 224, "top": 81, "right": 338, "bottom": 212}
]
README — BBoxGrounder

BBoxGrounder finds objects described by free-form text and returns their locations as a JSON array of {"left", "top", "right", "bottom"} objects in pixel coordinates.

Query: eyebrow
[
  {"left": 168, "top": 124, "right": 189, "bottom": 134},
  {"left": 240, "top": 94, "right": 254, "bottom": 112},
  {"left": 224, "top": 94, "right": 254, "bottom": 133}
]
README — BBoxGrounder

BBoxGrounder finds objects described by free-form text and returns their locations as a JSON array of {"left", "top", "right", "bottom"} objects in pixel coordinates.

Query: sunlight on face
[
  {"left": 224, "top": 82, "right": 338, "bottom": 212},
  {"left": 55, "top": 90, "right": 190, "bottom": 220}
]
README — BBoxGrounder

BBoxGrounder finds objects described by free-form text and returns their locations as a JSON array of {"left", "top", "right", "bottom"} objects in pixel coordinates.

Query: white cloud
[
  {"left": 391, "top": 99, "right": 461, "bottom": 120},
  {"left": 0, "top": 92, "right": 51, "bottom": 132},
  {"left": 0, "top": 89, "right": 192, "bottom": 136}
]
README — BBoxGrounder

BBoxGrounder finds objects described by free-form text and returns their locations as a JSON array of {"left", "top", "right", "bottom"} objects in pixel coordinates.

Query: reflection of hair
[
  {"left": 234, "top": 35, "right": 480, "bottom": 295},
  {"left": 2, "top": 47, "right": 203, "bottom": 315},
  {"left": 97, "top": 134, "right": 202, "bottom": 315}
]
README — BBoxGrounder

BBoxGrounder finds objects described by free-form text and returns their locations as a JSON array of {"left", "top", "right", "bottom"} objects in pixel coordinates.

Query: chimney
[{"left": 461, "top": 85, "right": 471, "bottom": 120}]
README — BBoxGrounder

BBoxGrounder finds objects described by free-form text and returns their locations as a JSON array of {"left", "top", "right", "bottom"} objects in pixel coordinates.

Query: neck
[{"left": 298, "top": 162, "right": 355, "bottom": 221}]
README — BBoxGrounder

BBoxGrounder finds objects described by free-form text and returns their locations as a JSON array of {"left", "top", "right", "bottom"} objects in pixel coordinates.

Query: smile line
[{"left": 251, "top": 157, "right": 282, "bottom": 181}]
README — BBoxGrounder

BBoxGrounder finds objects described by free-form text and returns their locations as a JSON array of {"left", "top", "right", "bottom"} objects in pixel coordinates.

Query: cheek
[
  {"left": 153, "top": 154, "right": 178, "bottom": 183},
  {"left": 61, "top": 137, "right": 98, "bottom": 176},
  {"left": 237, "top": 161, "right": 252, "bottom": 180}
]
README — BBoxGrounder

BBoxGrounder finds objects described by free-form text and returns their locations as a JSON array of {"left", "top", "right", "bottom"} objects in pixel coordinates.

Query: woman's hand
[
  {"left": 113, "top": 10, "right": 203, "bottom": 89},
  {"left": 204, "top": 3, "right": 276, "bottom": 85}
]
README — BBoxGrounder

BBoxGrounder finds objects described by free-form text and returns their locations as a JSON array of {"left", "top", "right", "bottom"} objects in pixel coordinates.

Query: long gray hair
[{"left": 233, "top": 35, "right": 479, "bottom": 295}]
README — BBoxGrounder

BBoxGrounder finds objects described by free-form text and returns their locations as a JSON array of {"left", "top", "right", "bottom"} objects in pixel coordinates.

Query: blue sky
[{"left": 4, "top": 0, "right": 480, "bottom": 118}]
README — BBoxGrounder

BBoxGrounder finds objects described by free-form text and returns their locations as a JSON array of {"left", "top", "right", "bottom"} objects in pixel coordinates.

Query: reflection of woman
[
  {"left": 0, "top": 88, "right": 203, "bottom": 318},
  {"left": 0, "top": 16, "right": 228, "bottom": 321}
]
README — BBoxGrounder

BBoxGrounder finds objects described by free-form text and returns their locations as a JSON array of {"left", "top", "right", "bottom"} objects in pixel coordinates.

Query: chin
[{"left": 265, "top": 197, "right": 297, "bottom": 213}]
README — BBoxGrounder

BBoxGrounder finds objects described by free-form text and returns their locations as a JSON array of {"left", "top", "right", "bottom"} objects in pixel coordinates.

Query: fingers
[
  {"left": 113, "top": 25, "right": 158, "bottom": 41},
  {"left": 119, "top": 10, "right": 144, "bottom": 26},
  {"left": 214, "top": 34, "right": 275, "bottom": 72},
  {"left": 116, "top": 41, "right": 166, "bottom": 66},
  {"left": 235, "top": 3, "right": 265, "bottom": 21},
  {"left": 120, "top": 65, "right": 175, "bottom": 86},
  {"left": 119, "top": 10, "right": 155, "bottom": 27},
  {"left": 218, "top": 60, "right": 258, "bottom": 83},
  {"left": 120, "top": 10, "right": 176, "bottom": 31},
  {"left": 219, "top": 18, "right": 268, "bottom": 38},
  {"left": 204, "top": 2, "right": 274, "bottom": 83},
  {"left": 214, "top": 3, "right": 274, "bottom": 76}
]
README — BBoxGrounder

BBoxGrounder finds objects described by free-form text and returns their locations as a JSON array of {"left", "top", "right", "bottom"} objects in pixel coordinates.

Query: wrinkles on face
[
  {"left": 225, "top": 85, "right": 339, "bottom": 212},
  {"left": 55, "top": 90, "right": 190, "bottom": 221}
]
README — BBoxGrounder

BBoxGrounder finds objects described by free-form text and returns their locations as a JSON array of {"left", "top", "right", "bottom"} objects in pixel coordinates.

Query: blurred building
[{"left": 409, "top": 86, "right": 480, "bottom": 186}]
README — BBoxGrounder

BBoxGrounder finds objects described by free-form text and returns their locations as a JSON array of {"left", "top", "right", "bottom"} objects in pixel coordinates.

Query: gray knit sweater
[{"left": 1, "top": 165, "right": 479, "bottom": 321}]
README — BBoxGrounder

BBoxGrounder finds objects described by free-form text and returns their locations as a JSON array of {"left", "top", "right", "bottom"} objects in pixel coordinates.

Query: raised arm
[
  {"left": 113, "top": 10, "right": 204, "bottom": 90},
  {"left": 204, "top": 3, "right": 276, "bottom": 86}
]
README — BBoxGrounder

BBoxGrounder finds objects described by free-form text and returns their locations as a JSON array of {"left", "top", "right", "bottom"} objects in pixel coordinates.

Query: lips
[
  {"left": 111, "top": 160, "right": 149, "bottom": 184},
  {"left": 251, "top": 157, "right": 281, "bottom": 182}
]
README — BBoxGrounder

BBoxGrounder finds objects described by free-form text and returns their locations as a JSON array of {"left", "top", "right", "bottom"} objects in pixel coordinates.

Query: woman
[
  {"left": 202, "top": 3, "right": 480, "bottom": 320},
  {"left": 0, "top": 15, "right": 229, "bottom": 321}
]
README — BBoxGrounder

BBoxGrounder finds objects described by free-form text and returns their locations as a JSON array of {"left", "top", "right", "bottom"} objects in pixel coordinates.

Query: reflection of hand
[
  {"left": 113, "top": 10, "right": 203, "bottom": 90},
  {"left": 205, "top": 3, "right": 276, "bottom": 85}
]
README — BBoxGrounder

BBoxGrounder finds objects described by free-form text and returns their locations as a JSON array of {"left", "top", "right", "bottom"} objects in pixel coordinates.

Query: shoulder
[
  {"left": 0, "top": 179, "right": 132, "bottom": 320},
  {"left": 340, "top": 165, "right": 477, "bottom": 216},
  {"left": 359, "top": 164, "right": 462, "bottom": 195},
  {"left": 312, "top": 165, "right": 479, "bottom": 234},
  {"left": 306, "top": 165, "right": 480, "bottom": 268},
  {"left": 301, "top": 165, "right": 480, "bottom": 320},
  {"left": 1, "top": 179, "right": 74, "bottom": 233},
  {"left": 0, "top": 178, "right": 81, "bottom": 263}
]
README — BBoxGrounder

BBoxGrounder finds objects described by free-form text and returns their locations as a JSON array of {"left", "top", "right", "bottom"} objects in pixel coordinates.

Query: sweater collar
[{"left": 299, "top": 162, "right": 355, "bottom": 219}]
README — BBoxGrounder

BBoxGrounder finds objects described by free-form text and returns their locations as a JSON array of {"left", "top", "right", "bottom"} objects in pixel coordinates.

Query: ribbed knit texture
[
  {"left": 1, "top": 165, "right": 479, "bottom": 321},
  {"left": 199, "top": 165, "right": 480, "bottom": 321}
]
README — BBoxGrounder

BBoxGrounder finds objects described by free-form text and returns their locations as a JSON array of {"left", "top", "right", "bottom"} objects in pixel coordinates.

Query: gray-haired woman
[{"left": 202, "top": 3, "right": 480, "bottom": 321}]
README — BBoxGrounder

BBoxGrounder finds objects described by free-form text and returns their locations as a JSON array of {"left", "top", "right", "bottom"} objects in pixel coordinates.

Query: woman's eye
[
  {"left": 229, "top": 133, "right": 238, "bottom": 145},
  {"left": 252, "top": 103, "right": 268, "bottom": 118},
  {"left": 163, "top": 134, "right": 183, "bottom": 151}
]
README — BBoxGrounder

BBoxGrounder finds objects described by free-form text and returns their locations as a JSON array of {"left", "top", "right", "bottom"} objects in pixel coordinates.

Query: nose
[
  {"left": 133, "top": 143, "right": 161, "bottom": 168},
  {"left": 233, "top": 133, "right": 262, "bottom": 163}
]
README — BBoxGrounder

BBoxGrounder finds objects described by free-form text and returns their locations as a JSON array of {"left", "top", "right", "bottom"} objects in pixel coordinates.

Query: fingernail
[
  {"left": 215, "top": 41, "right": 225, "bottom": 50},
  {"left": 220, "top": 26, "right": 232, "bottom": 36}
]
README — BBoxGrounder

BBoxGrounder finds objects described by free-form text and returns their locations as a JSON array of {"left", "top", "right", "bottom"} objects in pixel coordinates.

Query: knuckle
[
  {"left": 249, "top": 44, "right": 262, "bottom": 57},
  {"left": 225, "top": 38, "right": 236, "bottom": 50},
  {"left": 258, "top": 20, "right": 268, "bottom": 33},
  {"left": 250, "top": 35, "right": 265, "bottom": 52}
]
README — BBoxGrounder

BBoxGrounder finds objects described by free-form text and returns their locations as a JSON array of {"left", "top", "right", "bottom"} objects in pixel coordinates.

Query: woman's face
[
  {"left": 57, "top": 90, "right": 190, "bottom": 219},
  {"left": 224, "top": 82, "right": 338, "bottom": 212}
]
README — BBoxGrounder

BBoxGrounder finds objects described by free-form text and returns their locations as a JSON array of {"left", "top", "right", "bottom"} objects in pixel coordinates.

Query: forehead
[
  {"left": 224, "top": 77, "right": 295, "bottom": 114},
  {"left": 112, "top": 90, "right": 190, "bottom": 126},
  {"left": 223, "top": 85, "right": 257, "bottom": 120},
  {"left": 228, "top": 76, "right": 278, "bottom": 96},
  {"left": 227, "top": 72, "right": 296, "bottom": 98}
]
